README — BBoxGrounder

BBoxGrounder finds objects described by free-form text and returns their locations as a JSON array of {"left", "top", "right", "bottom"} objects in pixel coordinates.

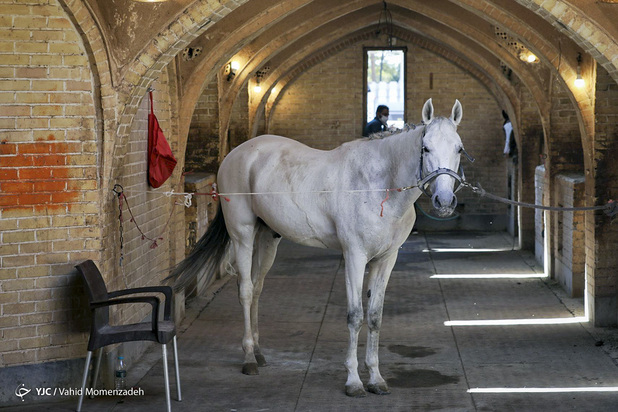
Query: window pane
[{"left": 367, "top": 49, "right": 405, "bottom": 129}]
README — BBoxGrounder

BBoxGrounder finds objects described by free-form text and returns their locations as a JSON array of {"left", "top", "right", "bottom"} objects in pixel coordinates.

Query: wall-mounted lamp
[
  {"left": 519, "top": 50, "right": 539, "bottom": 64},
  {"left": 254, "top": 70, "right": 265, "bottom": 93},
  {"left": 574, "top": 52, "right": 585, "bottom": 88},
  {"left": 224, "top": 61, "right": 240, "bottom": 81}
]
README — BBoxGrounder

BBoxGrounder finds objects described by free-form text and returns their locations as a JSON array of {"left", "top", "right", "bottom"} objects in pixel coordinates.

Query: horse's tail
[{"left": 166, "top": 203, "right": 231, "bottom": 292}]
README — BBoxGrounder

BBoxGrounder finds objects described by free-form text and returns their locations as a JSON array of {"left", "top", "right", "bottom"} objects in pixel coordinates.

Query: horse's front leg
[
  {"left": 343, "top": 251, "right": 367, "bottom": 397},
  {"left": 365, "top": 252, "right": 398, "bottom": 395}
]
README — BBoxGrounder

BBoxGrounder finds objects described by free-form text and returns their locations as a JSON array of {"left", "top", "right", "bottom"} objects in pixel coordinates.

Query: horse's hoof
[
  {"left": 255, "top": 353, "right": 267, "bottom": 367},
  {"left": 367, "top": 383, "right": 391, "bottom": 395},
  {"left": 242, "top": 363, "right": 259, "bottom": 375},
  {"left": 345, "top": 385, "right": 367, "bottom": 398}
]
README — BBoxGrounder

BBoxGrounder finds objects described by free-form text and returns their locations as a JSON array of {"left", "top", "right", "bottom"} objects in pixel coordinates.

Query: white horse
[{"left": 171, "top": 98, "right": 467, "bottom": 397}]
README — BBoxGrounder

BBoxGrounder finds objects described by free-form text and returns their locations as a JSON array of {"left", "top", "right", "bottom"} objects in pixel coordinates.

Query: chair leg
[
  {"left": 76, "top": 351, "right": 92, "bottom": 412},
  {"left": 172, "top": 336, "right": 182, "bottom": 401},
  {"left": 162, "top": 344, "right": 171, "bottom": 412},
  {"left": 89, "top": 348, "right": 103, "bottom": 399}
]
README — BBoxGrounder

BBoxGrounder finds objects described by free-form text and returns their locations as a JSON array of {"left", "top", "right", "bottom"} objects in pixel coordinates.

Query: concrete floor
[{"left": 6, "top": 232, "right": 618, "bottom": 411}]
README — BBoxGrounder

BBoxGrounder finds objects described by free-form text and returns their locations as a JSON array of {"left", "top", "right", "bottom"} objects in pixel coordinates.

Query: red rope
[
  {"left": 379, "top": 188, "right": 402, "bottom": 217},
  {"left": 119, "top": 192, "right": 176, "bottom": 249},
  {"left": 193, "top": 183, "right": 230, "bottom": 202}
]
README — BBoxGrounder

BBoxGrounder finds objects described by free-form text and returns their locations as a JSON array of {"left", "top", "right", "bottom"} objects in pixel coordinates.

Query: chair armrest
[
  {"left": 91, "top": 296, "right": 160, "bottom": 334},
  {"left": 108, "top": 286, "right": 173, "bottom": 320}
]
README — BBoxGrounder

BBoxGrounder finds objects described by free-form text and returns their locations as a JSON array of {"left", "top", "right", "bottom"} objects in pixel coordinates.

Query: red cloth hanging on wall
[{"left": 148, "top": 91, "right": 177, "bottom": 188}]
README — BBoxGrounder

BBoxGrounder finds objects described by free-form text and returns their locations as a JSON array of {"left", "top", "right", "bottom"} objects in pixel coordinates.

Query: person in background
[
  {"left": 363, "top": 105, "right": 389, "bottom": 137},
  {"left": 502, "top": 110, "right": 518, "bottom": 162}
]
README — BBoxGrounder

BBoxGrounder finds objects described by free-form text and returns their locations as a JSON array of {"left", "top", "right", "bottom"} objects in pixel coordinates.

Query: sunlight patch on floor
[
  {"left": 445, "top": 316, "right": 588, "bottom": 326},
  {"left": 431, "top": 273, "right": 546, "bottom": 279}
]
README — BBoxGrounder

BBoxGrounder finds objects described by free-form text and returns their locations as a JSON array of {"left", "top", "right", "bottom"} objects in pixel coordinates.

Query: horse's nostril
[
  {"left": 432, "top": 194, "right": 442, "bottom": 209},
  {"left": 450, "top": 194, "right": 458, "bottom": 208}
]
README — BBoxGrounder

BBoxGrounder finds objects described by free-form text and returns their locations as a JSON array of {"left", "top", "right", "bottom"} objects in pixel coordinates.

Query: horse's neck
[{"left": 373, "top": 127, "right": 423, "bottom": 187}]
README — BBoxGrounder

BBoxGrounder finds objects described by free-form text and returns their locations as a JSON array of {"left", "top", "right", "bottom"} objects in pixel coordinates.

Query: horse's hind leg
[
  {"left": 228, "top": 222, "right": 260, "bottom": 375},
  {"left": 365, "top": 252, "right": 398, "bottom": 395},
  {"left": 250, "top": 224, "right": 281, "bottom": 367}
]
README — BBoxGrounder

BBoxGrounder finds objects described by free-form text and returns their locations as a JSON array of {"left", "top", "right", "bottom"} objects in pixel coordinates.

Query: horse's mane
[{"left": 365, "top": 123, "right": 422, "bottom": 140}]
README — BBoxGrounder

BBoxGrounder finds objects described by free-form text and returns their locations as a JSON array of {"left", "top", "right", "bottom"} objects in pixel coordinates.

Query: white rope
[{"left": 117, "top": 186, "right": 418, "bottom": 198}]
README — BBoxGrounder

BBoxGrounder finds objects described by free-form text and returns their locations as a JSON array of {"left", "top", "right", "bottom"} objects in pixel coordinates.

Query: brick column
[{"left": 586, "top": 66, "right": 618, "bottom": 326}]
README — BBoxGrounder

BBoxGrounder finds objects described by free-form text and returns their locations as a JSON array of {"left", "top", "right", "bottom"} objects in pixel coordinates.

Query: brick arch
[
  {"left": 176, "top": 0, "right": 586, "bottom": 169},
  {"left": 177, "top": 0, "right": 549, "bottom": 161},
  {"left": 263, "top": 26, "right": 522, "bottom": 140},
  {"left": 257, "top": 17, "right": 548, "bottom": 144},
  {"left": 56, "top": 0, "right": 115, "bottom": 185},
  {"left": 514, "top": 0, "right": 618, "bottom": 83},
  {"left": 449, "top": 0, "right": 593, "bottom": 168},
  {"left": 223, "top": 0, "right": 556, "bottom": 148},
  {"left": 105, "top": 0, "right": 250, "bottom": 187}
]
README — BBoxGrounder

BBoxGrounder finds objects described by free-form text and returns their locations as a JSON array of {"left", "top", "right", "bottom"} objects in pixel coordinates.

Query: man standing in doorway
[{"left": 363, "top": 105, "right": 389, "bottom": 137}]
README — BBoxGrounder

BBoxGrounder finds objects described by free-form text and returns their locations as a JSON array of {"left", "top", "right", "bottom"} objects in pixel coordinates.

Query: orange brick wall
[{"left": 0, "top": 0, "right": 100, "bottom": 367}]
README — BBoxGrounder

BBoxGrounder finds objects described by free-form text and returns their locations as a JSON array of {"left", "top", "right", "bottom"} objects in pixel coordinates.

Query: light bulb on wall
[
  {"left": 574, "top": 52, "right": 585, "bottom": 88},
  {"left": 224, "top": 61, "right": 240, "bottom": 81},
  {"left": 254, "top": 70, "right": 265, "bottom": 93},
  {"left": 519, "top": 49, "right": 539, "bottom": 64}
]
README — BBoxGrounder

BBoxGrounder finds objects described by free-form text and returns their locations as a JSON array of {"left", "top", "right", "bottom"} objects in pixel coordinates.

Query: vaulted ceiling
[
  {"left": 82, "top": 0, "right": 618, "bottom": 151},
  {"left": 85, "top": 0, "right": 617, "bottom": 88}
]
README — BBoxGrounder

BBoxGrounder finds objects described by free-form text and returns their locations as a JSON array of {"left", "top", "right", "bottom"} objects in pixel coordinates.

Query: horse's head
[{"left": 419, "top": 98, "right": 469, "bottom": 217}]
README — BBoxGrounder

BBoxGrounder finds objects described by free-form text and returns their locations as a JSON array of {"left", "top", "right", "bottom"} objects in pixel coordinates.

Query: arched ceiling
[{"left": 83, "top": 0, "right": 618, "bottom": 164}]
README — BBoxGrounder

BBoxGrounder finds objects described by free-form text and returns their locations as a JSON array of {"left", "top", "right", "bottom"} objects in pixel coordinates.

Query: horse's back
[
  {"left": 219, "top": 135, "right": 332, "bottom": 190},
  {"left": 217, "top": 134, "right": 347, "bottom": 248}
]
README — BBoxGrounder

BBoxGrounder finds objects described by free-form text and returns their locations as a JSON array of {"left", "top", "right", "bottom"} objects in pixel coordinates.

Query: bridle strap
[{"left": 418, "top": 167, "right": 466, "bottom": 198}]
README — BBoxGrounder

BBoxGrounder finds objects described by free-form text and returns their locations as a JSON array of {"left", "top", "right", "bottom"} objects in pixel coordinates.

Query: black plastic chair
[{"left": 76, "top": 260, "right": 181, "bottom": 412}]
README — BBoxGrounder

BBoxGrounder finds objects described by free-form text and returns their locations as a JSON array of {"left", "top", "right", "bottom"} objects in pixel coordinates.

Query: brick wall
[
  {"left": 587, "top": 65, "right": 618, "bottom": 325},
  {"left": 553, "top": 173, "right": 585, "bottom": 297},
  {"left": 186, "top": 79, "right": 219, "bottom": 173},
  {"left": 0, "top": 0, "right": 99, "bottom": 368},
  {"left": 548, "top": 79, "right": 584, "bottom": 175},
  {"left": 229, "top": 85, "right": 249, "bottom": 150},
  {"left": 0, "top": 1, "right": 181, "bottom": 386},
  {"left": 111, "top": 75, "right": 177, "bottom": 328},
  {"left": 535, "top": 165, "right": 546, "bottom": 266},
  {"left": 518, "top": 84, "right": 545, "bottom": 249}
]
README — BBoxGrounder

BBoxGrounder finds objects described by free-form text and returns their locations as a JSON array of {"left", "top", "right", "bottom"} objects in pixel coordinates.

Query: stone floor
[{"left": 6, "top": 231, "right": 618, "bottom": 411}]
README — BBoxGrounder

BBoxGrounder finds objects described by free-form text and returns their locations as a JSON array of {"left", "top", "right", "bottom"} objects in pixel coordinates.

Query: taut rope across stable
[{"left": 117, "top": 177, "right": 618, "bottom": 222}]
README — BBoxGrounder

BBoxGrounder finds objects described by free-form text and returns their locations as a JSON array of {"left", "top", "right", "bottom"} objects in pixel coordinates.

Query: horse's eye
[
  {"left": 423, "top": 147, "right": 429, "bottom": 153},
  {"left": 458, "top": 147, "right": 463, "bottom": 154}
]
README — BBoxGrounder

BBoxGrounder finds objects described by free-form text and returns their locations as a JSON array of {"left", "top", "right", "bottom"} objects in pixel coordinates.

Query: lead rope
[{"left": 462, "top": 181, "right": 618, "bottom": 218}]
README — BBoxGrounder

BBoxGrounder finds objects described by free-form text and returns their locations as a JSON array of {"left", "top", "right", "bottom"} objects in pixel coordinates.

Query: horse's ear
[
  {"left": 422, "top": 98, "right": 434, "bottom": 125},
  {"left": 451, "top": 99, "right": 463, "bottom": 126}
]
